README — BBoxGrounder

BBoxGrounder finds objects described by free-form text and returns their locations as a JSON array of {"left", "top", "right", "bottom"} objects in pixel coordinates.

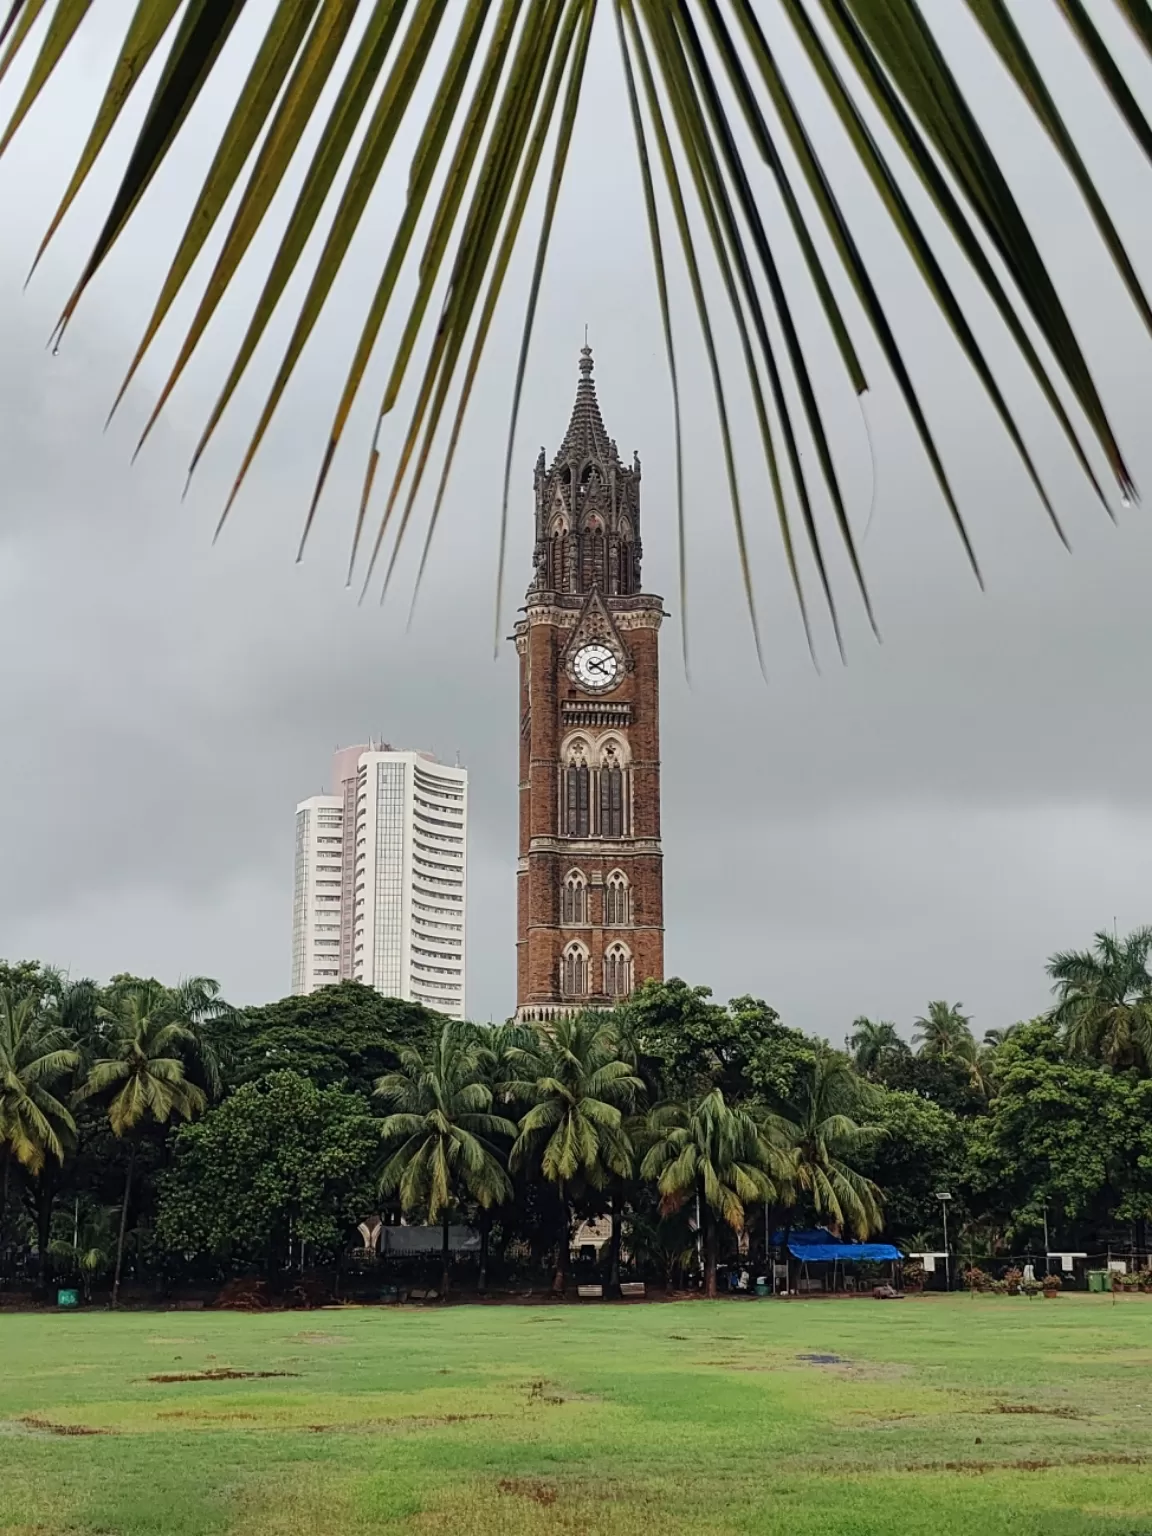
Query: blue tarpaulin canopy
[{"left": 773, "top": 1229, "right": 902, "bottom": 1263}]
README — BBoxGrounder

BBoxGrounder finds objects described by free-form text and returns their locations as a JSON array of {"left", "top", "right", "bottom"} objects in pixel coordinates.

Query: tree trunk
[
  {"left": 31, "top": 1166, "right": 59, "bottom": 1295},
  {"left": 703, "top": 1205, "right": 718, "bottom": 1299},
  {"left": 111, "top": 1143, "right": 137, "bottom": 1309},
  {"left": 478, "top": 1212, "right": 490, "bottom": 1295},
  {"left": 552, "top": 1183, "right": 568, "bottom": 1294},
  {"left": 0, "top": 1147, "right": 9, "bottom": 1258},
  {"left": 608, "top": 1193, "right": 623, "bottom": 1294},
  {"left": 440, "top": 1212, "right": 451, "bottom": 1300}
]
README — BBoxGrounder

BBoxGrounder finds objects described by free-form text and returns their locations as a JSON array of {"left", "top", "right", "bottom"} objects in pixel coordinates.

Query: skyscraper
[
  {"left": 514, "top": 349, "right": 664, "bottom": 1019},
  {"left": 292, "top": 745, "right": 467, "bottom": 1017}
]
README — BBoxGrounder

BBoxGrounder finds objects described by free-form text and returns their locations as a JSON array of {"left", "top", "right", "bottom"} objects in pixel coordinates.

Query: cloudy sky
[{"left": 3, "top": 4, "right": 1152, "bottom": 1040}]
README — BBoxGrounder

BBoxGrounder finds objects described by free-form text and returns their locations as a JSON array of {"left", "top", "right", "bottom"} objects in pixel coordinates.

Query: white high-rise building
[{"left": 292, "top": 745, "right": 467, "bottom": 1017}]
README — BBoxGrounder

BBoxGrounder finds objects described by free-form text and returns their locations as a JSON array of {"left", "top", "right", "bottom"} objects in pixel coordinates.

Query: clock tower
[{"left": 514, "top": 348, "right": 665, "bottom": 1019}]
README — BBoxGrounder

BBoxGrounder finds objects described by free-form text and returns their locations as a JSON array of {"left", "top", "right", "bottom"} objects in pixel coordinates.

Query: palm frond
[{"left": 1, "top": 1, "right": 1144, "bottom": 646}]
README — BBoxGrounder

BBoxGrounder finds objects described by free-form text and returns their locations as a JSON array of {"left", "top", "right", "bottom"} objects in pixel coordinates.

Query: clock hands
[{"left": 587, "top": 654, "right": 613, "bottom": 675}]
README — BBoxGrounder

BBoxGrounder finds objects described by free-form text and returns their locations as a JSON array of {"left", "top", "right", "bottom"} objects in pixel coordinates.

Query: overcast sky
[{"left": 3, "top": 4, "right": 1152, "bottom": 1040}]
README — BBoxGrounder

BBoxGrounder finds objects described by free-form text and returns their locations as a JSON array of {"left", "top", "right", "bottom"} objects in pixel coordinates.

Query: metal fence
[{"left": 913, "top": 1252, "right": 1152, "bottom": 1293}]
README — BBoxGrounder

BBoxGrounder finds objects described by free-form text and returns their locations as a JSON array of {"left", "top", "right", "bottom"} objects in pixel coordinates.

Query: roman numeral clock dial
[{"left": 572, "top": 643, "right": 618, "bottom": 691}]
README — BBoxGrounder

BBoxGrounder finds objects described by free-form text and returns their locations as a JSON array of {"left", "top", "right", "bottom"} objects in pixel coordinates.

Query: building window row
[
  {"left": 560, "top": 869, "right": 631, "bottom": 926},
  {"left": 560, "top": 941, "right": 634, "bottom": 999}
]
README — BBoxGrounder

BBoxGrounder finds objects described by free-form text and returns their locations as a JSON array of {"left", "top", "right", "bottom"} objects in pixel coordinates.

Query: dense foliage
[{"left": 4, "top": 926, "right": 1152, "bottom": 1298}]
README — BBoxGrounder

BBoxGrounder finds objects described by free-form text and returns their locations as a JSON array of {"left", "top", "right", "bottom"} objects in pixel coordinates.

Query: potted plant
[
  {"left": 1021, "top": 1278, "right": 1043, "bottom": 1299},
  {"left": 989, "top": 1279, "right": 1009, "bottom": 1295},
  {"left": 963, "top": 1265, "right": 991, "bottom": 1293},
  {"left": 1042, "top": 1272, "right": 1063, "bottom": 1298},
  {"left": 1002, "top": 1267, "right": 1023, "bottom": 1297},
  {"left": 903, "top": 1261, "right": 925, "bottom": 1294}
]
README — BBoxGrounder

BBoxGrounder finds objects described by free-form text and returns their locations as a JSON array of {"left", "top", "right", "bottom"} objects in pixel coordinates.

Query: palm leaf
[{"left": 2, "top": 0, "right": 1147, "bottom": 649}]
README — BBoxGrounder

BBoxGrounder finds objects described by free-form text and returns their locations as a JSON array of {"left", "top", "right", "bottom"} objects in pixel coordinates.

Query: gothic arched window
[
  {"left": 616, "top": 518, "right": 634, "bottom": 595},
  {"left": 548, "top": 515, "right": 569, "bottom": 592},
  {"left": 561, "top": 870, "right": 588, "bottom": 925},
  {"left": 599, "top": 744, "right": 625, "bottom": 839},
  {"left": 563, "top": 742, "right": 590, "bottom": 838},
  {"left": 561, "top": 942, "right": 589, "bottom": 998},
  {"left": 583, "top": 514, "right": 606, "bottom": 591},
  {"left": 605, "top": 870, "right": 630, "bottom": 926},
  {"left": 603, "top": 942, "right": 633, "bottom": 999}
]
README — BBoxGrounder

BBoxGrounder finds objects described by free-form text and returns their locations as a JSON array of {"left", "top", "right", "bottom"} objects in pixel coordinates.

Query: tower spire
[{"left": 549, "top": 346, "right": 619, "bottom": 475}]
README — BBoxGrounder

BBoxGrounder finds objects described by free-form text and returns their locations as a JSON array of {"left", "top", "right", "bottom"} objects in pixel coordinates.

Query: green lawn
[{"left": 2, "top": 1295, "right": 1151, "bottom": 1535}]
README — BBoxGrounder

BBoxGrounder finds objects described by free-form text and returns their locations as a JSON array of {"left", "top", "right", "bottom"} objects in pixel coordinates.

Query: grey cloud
[{"left": 4, "top": 9, "right": 1152, "bottom": 1040}]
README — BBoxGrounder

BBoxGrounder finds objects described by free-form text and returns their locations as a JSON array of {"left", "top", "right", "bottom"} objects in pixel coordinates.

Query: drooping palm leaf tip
[{"left": 1, "top": 2, "right": 1145, "bottom": 651}]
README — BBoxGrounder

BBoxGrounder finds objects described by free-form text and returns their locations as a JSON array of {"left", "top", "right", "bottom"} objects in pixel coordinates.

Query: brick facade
[{"left": 515, "top": 350, "right": 664, "bottom": 1018}]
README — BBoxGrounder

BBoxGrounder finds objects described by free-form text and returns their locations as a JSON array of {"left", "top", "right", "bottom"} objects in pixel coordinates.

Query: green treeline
[{"left": 3, "top": 926, "right": 1152, "bottom": 1298}]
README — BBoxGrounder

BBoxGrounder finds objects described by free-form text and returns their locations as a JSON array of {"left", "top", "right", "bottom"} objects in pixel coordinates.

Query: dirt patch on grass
[
  {"left": 19, "top": 1415, "right": 111, "bottom": 1437},
  {"left": 303, "top": 1413, "right": 495, "bottom": 1435},
  {"left": 157, "top": 1410, "right": 259, "bottom": 1421},
  {"left": 498, "top": 1479, "right": 558, "bottom": 1506},
  {"left": 292, "top": 1332, "right": 347, "bottom": 1346},
  {"left": 989, "top": 1402, "right": 1085, "bottom": 1419},
  {"left": 146, "top": 1368, "right": 299, "bottom": 1383}
]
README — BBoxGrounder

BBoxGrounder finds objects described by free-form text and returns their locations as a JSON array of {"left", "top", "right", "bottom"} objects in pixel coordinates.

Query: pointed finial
[{"left": 579, "top": 343, "right": 593, "bottom": 377}]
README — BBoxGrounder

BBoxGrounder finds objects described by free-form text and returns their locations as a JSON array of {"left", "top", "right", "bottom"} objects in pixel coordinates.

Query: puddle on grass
[{"left": 797, "top": 1353, "right": 847, "bottom": 1365}]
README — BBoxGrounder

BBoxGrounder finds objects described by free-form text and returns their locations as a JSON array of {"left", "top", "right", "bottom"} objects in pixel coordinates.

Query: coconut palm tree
[
  {"left": 0, "top": 8, "right": 1143, "bottom": 637},
  {"left": 766, "top": 1050, "right": 883, "bottom": 1240},
  {"left": 913, "top": 1002, "right": 976, "bottom": 1062},
  {"left": 76, "top": 980, "right": 211, "bottom": 1306},
  {"left": 846, "top": 1017, "right": 903, "bottom": 1077},
  {"left": 0, "top": 989, "right": 79, "bottom": 1256},
  {"left": 375, "top": 1020, "right": 516, "bottom": 1297},
  {"left": 510, "top": 1014, "right": 642, "bottom": 1293},
  {"left": 1048, "top": 927, "right": 1152, "bottom": 1071},
  {"left": 641, "top": 1088, "right": 783, "bottom": 1298}
]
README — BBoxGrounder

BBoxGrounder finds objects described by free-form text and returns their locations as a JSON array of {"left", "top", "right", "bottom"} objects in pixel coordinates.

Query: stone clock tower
[{"left": 514, "top": 348, "right": 664, "bottom": 1019}]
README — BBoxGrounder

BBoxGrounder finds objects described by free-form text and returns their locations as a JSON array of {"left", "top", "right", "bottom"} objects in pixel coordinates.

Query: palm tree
[
  {"left": 0, "top": 989, "right": 79, "bottom": 1254},
  {"left": 766, "top": 1051, "right": 883, "bottom": 1240},
  {"left": 76, "top": 980, "right": 210, "bottom": 1307},
  {"left": 510, "top": 1014, "right": 642, "bottom": 1294},
  {"left": 847, "top": 1018, "right": 903, "bottom": 1076},
  {"left": 1048, "top": 927, "right": 1152, "bottom": 1070},
  {"left": 0, "top": 9, "right": 1141, "bottom": 635},
  {"left": 375, "top": 1021, "right": 516, "bottom": 1298},
  {"left": 641, "top": 1089, "right": 783, "bottom": 1298},
  {"left": 913, "top": 1002, "right": 975, "bottom": 1062}
]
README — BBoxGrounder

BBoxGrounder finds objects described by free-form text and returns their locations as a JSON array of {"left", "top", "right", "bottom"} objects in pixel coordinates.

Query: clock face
[{"left": 572, "top": 643, "right": 619, "bottom": 691}]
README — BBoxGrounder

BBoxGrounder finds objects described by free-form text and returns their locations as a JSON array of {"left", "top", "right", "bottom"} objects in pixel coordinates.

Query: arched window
[
  {"left": 603, "top": 942, "right": 633, "bottom": 999},
  {"left": 561, "top": 942, "right": 589, "bottom": 998},
  {"left": 599, "top": 743, "right": 625, "bottom": 839},
  {"left": 616, "top": 519, "right": 634, "bottom": 595},
  {"left": 548, "top": 515, "right": 569, "bottom": 592},
  {"left": 561, "top": 870, "right": 588, "bottom": 925},
  {"left": 563, "top": 741, "right": 591, "bottom": 838},
  {"left": 583, "top": 514, "right": 606, "bottom": 591},
  {"left": 605, "top": 870, "right": 630, "bottom": 926}
]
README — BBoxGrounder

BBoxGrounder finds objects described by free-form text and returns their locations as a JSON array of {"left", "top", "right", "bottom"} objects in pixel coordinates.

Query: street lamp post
[{"left": 936, "top": 1192, "right": 953, "bottom": 1291}]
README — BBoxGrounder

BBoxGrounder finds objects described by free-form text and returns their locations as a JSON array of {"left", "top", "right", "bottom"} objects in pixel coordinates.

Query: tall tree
[
  {"left": 158, "top": 1072, "right": 379, "bottom": 1276},
  {"left": 1048, "top": 927, "right": 1152, "bottom": 1071},
  {"left": 913, "top": 1002, "right": 976, "bottom": 1063},
  {"left": 642, "top": 1089, "right": 783, "bottom": 1298},
  {"left": 767, "top": 1050, "right": 884, "bottom": 1239},
  {"left": 0, "top": 989, "right": 78, "bottom": 1254},
  {"left": 847, "top": 1018, "right": 905, "bottom": 1077},
  {"left": 375, "top": 1022, "right": 515, "bottom": 1297},
  {"left": 222, "top": 982, "right": 437, "bottom": 1095},
  {"left": 77, "top": 980, "right": 213, "bottom": 1306},
  {"left": 510, "top": 1015, "right": 642, "bottom": 1293}
]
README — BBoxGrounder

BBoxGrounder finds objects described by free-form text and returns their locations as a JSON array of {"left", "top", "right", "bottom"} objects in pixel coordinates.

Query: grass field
[{"left": 3, "top": 1295, "right": 1152, "bottom": 1535}]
